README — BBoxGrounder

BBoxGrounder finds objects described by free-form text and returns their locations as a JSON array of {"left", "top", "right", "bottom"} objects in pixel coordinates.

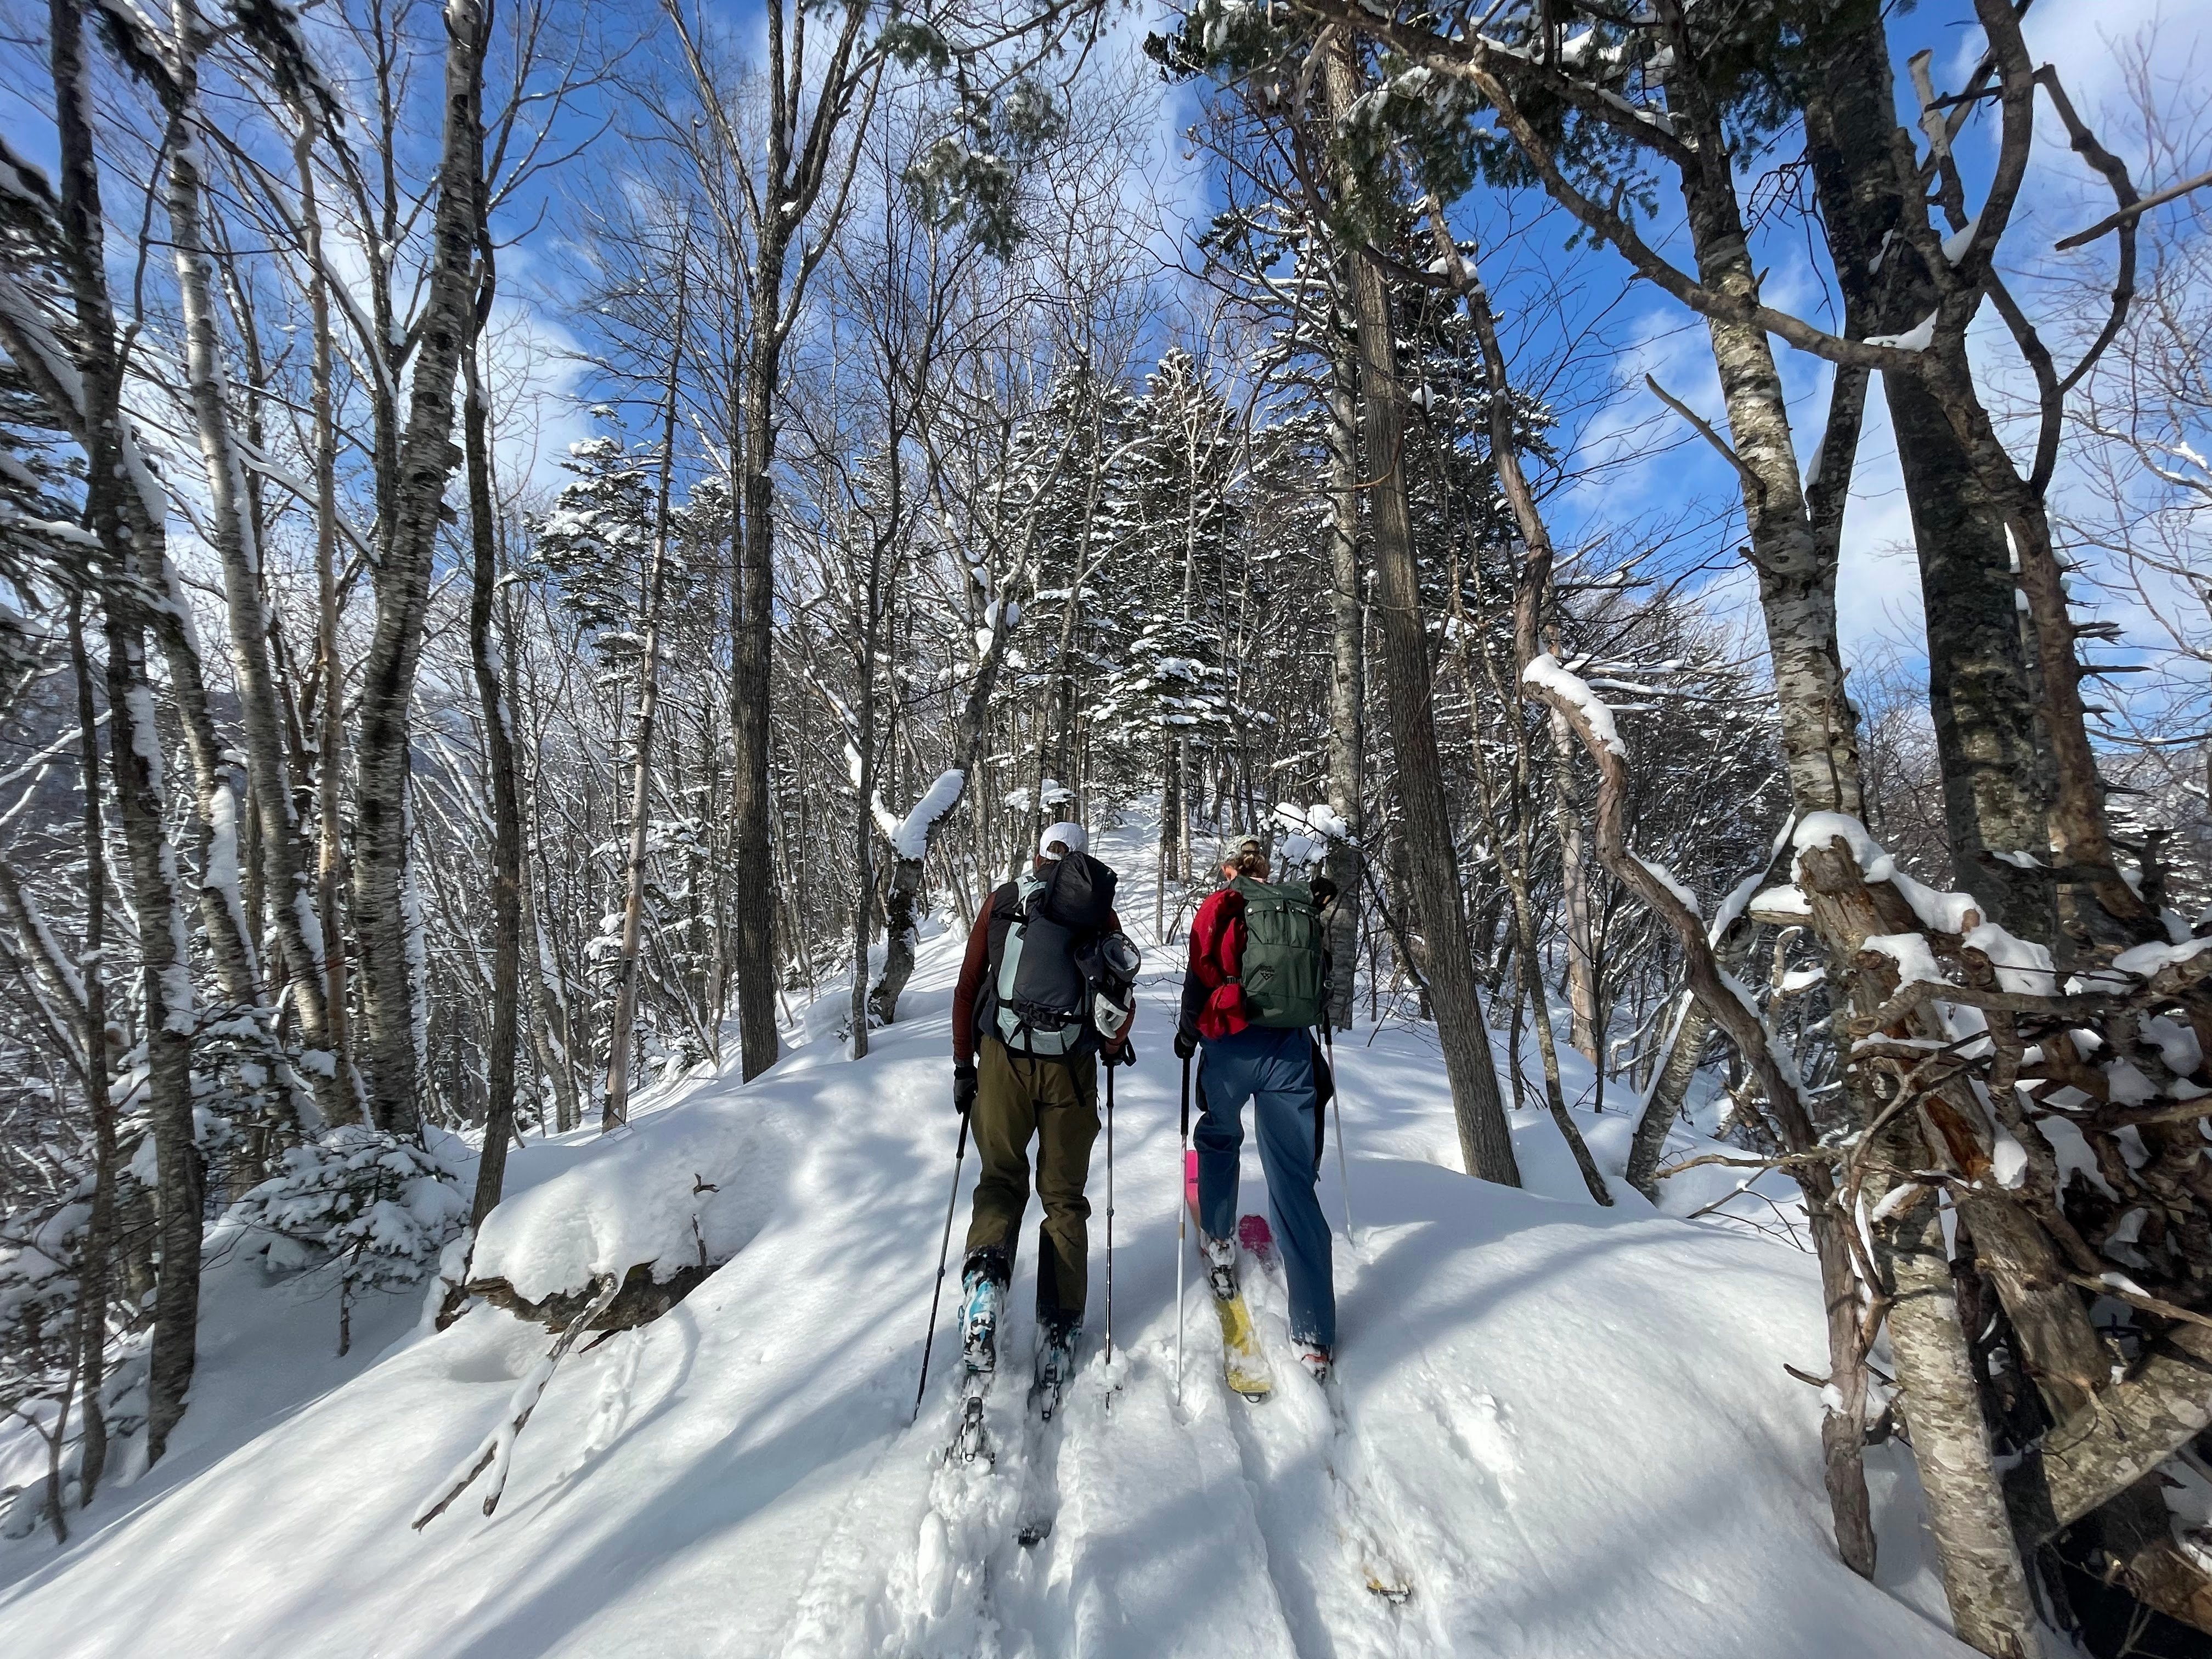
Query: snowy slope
[{"left": 0, "top": 820, "right": 1963, "bottom": 1658}]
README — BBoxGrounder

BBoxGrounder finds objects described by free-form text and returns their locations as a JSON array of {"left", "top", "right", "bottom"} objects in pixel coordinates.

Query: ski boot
[
  {"left": 1200, "top": 1232, "right": 1239, "bottom": 1301},
  {"left": 1297, "top": 1343, "right": 1333, "bottom": 1385},
  {"left": 1032, "top": 1317, "right": 1081, "bottom": 1420},
  {"left": 959, "top": 1251, "right": 1008, "bottom": 1375}
]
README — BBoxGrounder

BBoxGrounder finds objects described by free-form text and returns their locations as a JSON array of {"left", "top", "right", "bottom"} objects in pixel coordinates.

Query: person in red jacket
[
  {"left": 949, "top": 822, "right": 1132, "bottom": 1390},
  {"left": 1175, "top": 832, "right": 1336, "bottom": 1380}
]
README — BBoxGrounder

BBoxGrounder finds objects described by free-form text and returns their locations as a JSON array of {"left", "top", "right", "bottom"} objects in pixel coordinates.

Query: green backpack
[{"left": 1229, "top": 876, "right": 1326, "bottom": 1029}]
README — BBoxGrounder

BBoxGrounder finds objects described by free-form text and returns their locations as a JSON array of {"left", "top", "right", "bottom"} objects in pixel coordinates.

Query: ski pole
[
  {"left": 1104, "top": 1056, "right": 1115, "bottom": 1369},
  {"left": 912, "top": 1109, "right": 972, "bottom": 1424},
  {"left": 1175, "top": 1049, "right": 1189, "bottom": 1406},
  {"left": 1325, "top": 1023, "right": 1356, "bottom": 1248}
]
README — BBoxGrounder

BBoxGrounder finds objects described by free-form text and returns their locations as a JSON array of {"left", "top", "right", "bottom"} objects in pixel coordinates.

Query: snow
[
  {"left": 1636, "top": 855, "right": 1702, "bottom": 918},
  {"left": 1861, "top": 933, "right": 1945, "bottom": 990},
  {"left": 1865, "top": 311, "right": 1938, "bottom": 352},
  {"left": 1940, "top": 217, "right": 1982, "bottom": 266},
  {"left": 1269, "top": 800, "right": 1348, "bottom": 868},
  {"left": 883, "top": 769, "right": 966, "bottom": 862},
  {"left": 469, "top": 1087, "right": 798, "bottom": 1304},
  {"left": 1792, "top": 814, "right": 1980, "bottom": 934},
  {"left": 1961, "top": 923, "right": 2056, "bottom": 995},
  {"left": 1750, "top": 884, "right": 1813, "bottom": 919},
  {"left": 1522, "top": 652, "right": 1627, "bottom": 758},
  {"left": 2111, "top": 935, "right": 2212, "bottom": 981},
  {"left": 1, "top": 820, "right": 1961, "bottom": 1659},
  {"left": 1989, "top": 1128, "right": 2029, "bottom": 1190},
  {"left": 1870, "top": 1181, "right": 1928, "bottom": 1223}
]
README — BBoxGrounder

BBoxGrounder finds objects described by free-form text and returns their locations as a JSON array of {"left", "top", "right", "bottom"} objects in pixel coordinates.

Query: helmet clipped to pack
[{"left": 1084, "top": 932, "right": 1142, "bottom": 1043}]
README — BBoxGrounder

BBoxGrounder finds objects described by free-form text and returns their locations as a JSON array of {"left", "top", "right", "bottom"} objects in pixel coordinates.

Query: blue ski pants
[{"left": 1195, "top": 1025, "right": 1335, "bottom": 1349}]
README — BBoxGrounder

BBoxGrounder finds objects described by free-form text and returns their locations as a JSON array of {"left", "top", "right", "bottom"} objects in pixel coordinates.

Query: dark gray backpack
[{"left": 982, "top": 853, "right": 1118, "bottom": 1058}]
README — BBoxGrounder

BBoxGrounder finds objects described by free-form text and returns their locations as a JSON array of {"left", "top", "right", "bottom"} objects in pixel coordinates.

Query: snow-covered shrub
[{"left": 214, "top": 1127, "right": 469, "bottom": 1352}]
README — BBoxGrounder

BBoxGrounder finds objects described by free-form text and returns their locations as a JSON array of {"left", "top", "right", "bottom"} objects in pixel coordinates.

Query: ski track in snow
[{"left": 0, "top": 817, "right": 1968, "bottom": 1659}]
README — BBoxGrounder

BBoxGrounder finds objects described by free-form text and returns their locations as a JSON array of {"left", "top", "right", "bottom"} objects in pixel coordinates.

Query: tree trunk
[
  {"left": 163, "top": 9, "right": 345, "bottom": 1126},
  {"left": 297, "top": 112, "right": 354, "bottom": 1116},
  {"left": 605, "top": 278, "right": 686, "bottom": 1127},
  {"left": 464, "top": 342, "right": 523, "bottom": 1222},
  {"left": 1324, "top": 326, "right": 1364, "bottom": 1032},
  {"left": 1547, "top": 707, "right": 1600, "bottom": 1058},
  {"left": 2012, "top": 1321, "right": 2212, "bottom": 1542},
  {"left": 1158, "top": 731, "right": 1181, "bottom": 936},
  {"left": 729, "top": 322, "right": 783, "bottom": 1081},
  {"left": 1867, "top": 1161, "right": 2041, "bottom": 1657},
  {"left": 1628, "top": 992, "right": 1702, "bottom": 1198},
  {"left": 1800, "top": 27, "right": 2053, "bottom": 942},
  {"left": 40, "top": 0, "right": 201, "bottom": 1462},
  {"left": 1651, "top": 26, "right": 1863, "bottom": 819},
  {"left": 22, "top": 0, "right": 302, "bottom": 1132},
  {"left": 106, "top": 611, "right": 201, "bottom": 1465},
  {"left": 521, "top": 865, "right": 580, "bottom": 1135},
  {"left": 67, "top": 602, "right": 115, "bottom": 1502},
  {"left": 351, "top": 0, "right": 491, "bottom": 1131},
  {"left": 870, "top": 856, "right": 923, "bottom": 1026},
  {"left": 1325, "top": 40, "right": 1517, "bottom": 1186}
]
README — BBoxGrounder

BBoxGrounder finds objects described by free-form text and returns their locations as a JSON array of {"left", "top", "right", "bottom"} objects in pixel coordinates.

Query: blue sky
[
  {"left": 6, "top": 0, "right": 2203, "bottom": 701},
  {"left": 1466, "top": 0, "right": 2212, "bottom": 679}
]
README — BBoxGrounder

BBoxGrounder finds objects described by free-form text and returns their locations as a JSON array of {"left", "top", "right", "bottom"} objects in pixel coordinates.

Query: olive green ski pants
[{"left": 963, "top": 1036, "right": 1099, "bottom": 1328}]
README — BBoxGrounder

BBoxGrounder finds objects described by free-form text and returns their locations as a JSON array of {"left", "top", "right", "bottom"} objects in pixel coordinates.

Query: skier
[
  {"left": 1175, "top": 831, "right": 1337, "bottom": 1383},
  {"left": 950, "top": 822, "right": 1136, "bottom": 1404}
]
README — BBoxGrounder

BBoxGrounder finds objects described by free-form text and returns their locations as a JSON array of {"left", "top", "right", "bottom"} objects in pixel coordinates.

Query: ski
[
  {"left": 1031, "top": 1328, "right": 1077, "bottom": 1423},
  {"left": 1186, "top": 1150, "right": 1273, "bottom": 1402},
  {"left": 946, "top": 1367, "right": 994, "bottom": 1465},
  {"left": 1237, "top": 1210, "right": 1276, "bottom": 1266},
  {"left": 1235, "top": 1204, "right": 1414, "bottom": 1604}
]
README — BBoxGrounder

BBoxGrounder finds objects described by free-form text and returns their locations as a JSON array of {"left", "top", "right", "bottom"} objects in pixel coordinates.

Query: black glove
[
  {"left": 953, "top": 1063, "right": 978, "bottom": 1116},
  {"left": 1173, "top": 1029, "right": 1197, "bottom": 1062}
]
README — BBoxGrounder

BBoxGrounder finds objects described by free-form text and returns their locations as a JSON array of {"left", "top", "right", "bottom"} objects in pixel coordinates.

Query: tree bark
[
  {"left": 464, "top": 340, "right": 522, "bottom": 1222},
  {"left": 297, "top": 111, "right": 354, "bottom": 1116},
  {"left": 1674, "top": 185, "right": 1861, "bottom": 816},
  {"left": 40, "top": 0, "right": 201, "bottom": 1464},
  {"left": 605, "top": 270, "right": 686, "bottom": 1126},
  {"left": 1547, "top": 707, "right": 1600, "bottom": 1059},
  {"left": 351, "top": 0, "right": 491, "bottom": 1131},
  {"left": 106, "top": 611, "right": 201, "bottom": 1465},
  {"left": 164, "top": 5, "right": 346, "bottom": 1126},
  {"left": 1867, "top": 1163, "right": 2041, "bottom": 1657},
  {"left": 1800, "top": 25, "right": 2053, "bottom": 942},
  {"left": 1324, "top": 40, "right": 1517, "bottom": 1186},
  {"left": 521, "top": 864, "right": 580, "bottom": 1134},
  {"left": 2011, "top": 1321, "right": 2212, "bottom": 1542},
  {"left": 1426, "top": 201, "right": 1600, "bottom": 1194},
  {"left": 67, "top": 601, "right": 115, "bottom": 1502},
  {"left": 1324, "top": 324, "right": 1364, "bottom": 1032},
  {"left": 730, "top": 325, "right": 783, "bottom": 1081},
  {"left": 18, "top": 0, "right": 299, "bottom": 1128}
]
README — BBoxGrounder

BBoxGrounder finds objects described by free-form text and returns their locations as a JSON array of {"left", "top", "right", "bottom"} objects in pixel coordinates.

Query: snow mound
[{"left": 469, "top": 1094, "right": 795, "bottom": 1304}]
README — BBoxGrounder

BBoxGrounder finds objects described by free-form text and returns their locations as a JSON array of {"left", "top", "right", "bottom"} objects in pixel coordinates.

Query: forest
[{"left": 3, "top": 0, "right": 2212, "bottom": 1654}]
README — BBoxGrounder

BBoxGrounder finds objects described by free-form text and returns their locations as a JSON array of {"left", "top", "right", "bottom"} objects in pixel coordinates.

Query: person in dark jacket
[
  {"left": 1176, "top": 832, "right": 1336, "bottom": 1380},
  {"left": 950, "top": 822, "right": 1132, "bottom": 1384}
]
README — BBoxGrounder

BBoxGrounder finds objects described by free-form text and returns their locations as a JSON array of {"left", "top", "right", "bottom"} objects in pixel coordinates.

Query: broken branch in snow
[{"left": 411, "top": 1272, "right": 620, "bottom": 1529}]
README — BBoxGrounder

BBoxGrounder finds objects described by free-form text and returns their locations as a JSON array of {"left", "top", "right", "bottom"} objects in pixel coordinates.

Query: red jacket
[{"left": 1182, "top": 885, "right": 1251, "bottom": 1042}]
